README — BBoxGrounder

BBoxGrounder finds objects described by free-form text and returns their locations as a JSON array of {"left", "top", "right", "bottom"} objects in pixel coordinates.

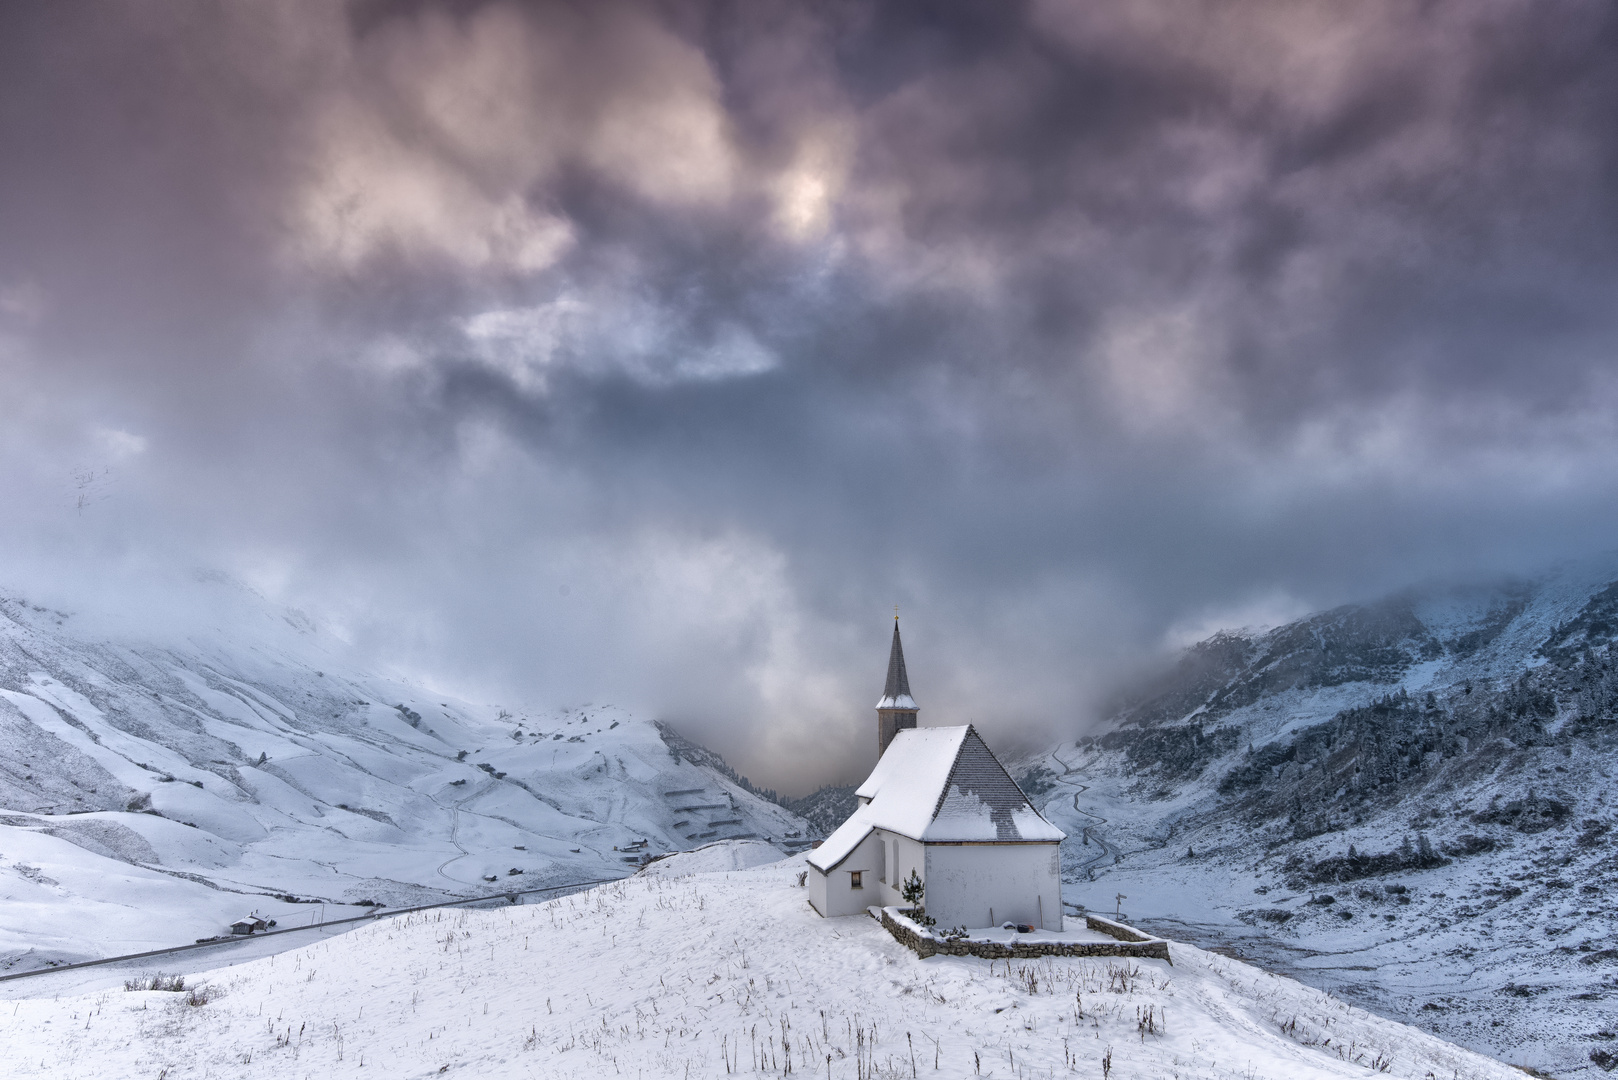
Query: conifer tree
[{"left": 901, "top": 868, "right": 925, "bottom": 907}]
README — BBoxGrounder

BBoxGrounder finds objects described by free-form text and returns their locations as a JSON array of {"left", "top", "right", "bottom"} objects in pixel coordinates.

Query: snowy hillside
[
  {"left": 1016, "top": 553, "right": 1618, "bottom": 1076},
  {"left": 0, "top": 579, "right": 807, "bottom": 973},
  {"left": 0, "top": 847, "right": 1523, "bottom": 1080}
]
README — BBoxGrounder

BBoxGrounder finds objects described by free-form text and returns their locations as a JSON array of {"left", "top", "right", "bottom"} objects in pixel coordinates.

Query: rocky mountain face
[{"left": 1024, "top": 555, "right": 1618, "bottom": 1077}]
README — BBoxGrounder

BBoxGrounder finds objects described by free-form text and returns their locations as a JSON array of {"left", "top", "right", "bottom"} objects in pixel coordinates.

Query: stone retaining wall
[
  {"left": 1084, "top": 913, "right": 1160, "bottom": 944},
  {"left": 876, "top": 908, "right": 1171, "bottom": 964}
]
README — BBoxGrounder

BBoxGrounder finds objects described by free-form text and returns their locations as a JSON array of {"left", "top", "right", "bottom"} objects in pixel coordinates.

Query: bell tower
[{"left": 876, "top": 617, "right": 918, "bottom": 755}]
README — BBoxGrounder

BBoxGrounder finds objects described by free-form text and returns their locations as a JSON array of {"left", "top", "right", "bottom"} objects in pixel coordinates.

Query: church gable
[{"left": 931, "top": 728, "right": 1048, "bottom": 841}]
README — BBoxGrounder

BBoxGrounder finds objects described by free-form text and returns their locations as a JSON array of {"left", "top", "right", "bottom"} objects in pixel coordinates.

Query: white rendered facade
[{"left": 920, "top": 840, "right": 1062, "bottom": 930}]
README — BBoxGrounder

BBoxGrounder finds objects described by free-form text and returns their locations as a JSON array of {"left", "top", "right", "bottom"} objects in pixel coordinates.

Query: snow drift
[{"left": 0, "top": 849, "right": 1521, "bottom": 1080}]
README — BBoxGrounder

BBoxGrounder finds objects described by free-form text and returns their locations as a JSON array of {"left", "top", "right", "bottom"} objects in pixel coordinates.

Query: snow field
[
  {"left": 2, "top": 583, "right": 809, "bottom": 968},
  {"left": 0, "top": 854, "right": 1521, "bottom": 1079},
  {"left": 639, "top": 838, "right": 787, "bottom": 878}
]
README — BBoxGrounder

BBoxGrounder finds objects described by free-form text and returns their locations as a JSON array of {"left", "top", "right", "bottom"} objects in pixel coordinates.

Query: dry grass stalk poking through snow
[{"left": 0, "top": 856, "right": 1530, "bottom": 1079}]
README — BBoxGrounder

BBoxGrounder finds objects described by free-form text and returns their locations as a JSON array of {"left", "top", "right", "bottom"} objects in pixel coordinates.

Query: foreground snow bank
[{"left": 0, "top": 855, "right": 1518, "bottom": 1079}]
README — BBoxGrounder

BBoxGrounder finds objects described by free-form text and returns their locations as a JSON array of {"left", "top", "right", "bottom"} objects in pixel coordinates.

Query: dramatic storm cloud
[{"left": 3, "top": 0, "right": 1617, "bottom": 791}]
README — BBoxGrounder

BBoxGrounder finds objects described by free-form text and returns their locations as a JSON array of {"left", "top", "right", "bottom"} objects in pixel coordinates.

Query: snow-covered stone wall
[{"left": 878, "top": 906, "right": 1171, "bottom": 962}]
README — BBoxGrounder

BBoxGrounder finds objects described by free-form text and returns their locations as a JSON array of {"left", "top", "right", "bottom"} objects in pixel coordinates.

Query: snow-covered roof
[
  {"left": 876, "top": 693, "right": 917, "bottom": 710},
  {"left": 809, "top": 725, "right": 1064, "bottom": 871},
  {"left": 810, "top": 813, "right": 877, "bottom": 874}
]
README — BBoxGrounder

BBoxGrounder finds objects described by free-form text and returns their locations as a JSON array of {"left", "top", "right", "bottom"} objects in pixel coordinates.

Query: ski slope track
[
  {"left": 0, "top": 849, "right": 1524, "bottom": 1080},
  {"left": 1013, "top": 553, "right": 1618, "bottom": 1077},
  {"left": 0, "top": 580, "right": 809, "bottom": 976}
]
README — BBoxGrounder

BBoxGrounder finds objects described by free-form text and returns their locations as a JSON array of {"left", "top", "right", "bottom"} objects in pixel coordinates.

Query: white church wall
[
  {"left": 809, "top": 830, "right": 884, "bottom": 917},
  {"left": 875, "top": 830, "right": 928, "bottom": 908},
  {"left": 923, "top": 842, "right": 1063, "bottom": 931},
  {"left": 808, "top": 861, "right": 830, "bottom": 916}
]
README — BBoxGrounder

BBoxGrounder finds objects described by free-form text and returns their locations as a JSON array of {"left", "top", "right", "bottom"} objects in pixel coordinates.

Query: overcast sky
[{"left": 3, "top": 0, "right": 1618, "bottom": 793}]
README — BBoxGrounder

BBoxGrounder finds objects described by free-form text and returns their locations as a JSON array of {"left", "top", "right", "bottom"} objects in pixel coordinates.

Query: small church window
[{"left": 849, "top": 870, "right": 863, "bottom": 889}]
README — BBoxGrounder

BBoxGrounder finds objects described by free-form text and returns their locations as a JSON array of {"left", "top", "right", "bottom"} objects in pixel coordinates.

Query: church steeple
[{"left": 876, "top": 618, "right": 919, "bottom": 754}]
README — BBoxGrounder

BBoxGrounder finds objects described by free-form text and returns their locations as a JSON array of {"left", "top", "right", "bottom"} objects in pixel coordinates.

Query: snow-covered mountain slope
[
  {"left": 0, "top": 846, "right": 1523, "bottom": 1080},
  {"left": 0, "top": 581, "right": 807, "bottom": 973},
  {"left": 1015, "top": 553, "right": 1618, "bottom": 1077}
]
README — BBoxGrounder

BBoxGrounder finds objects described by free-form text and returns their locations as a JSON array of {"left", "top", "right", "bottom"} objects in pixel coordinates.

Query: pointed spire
[
  {"left": 880, "top": 620, "right": 914, "bottom": 707},
  {"left": 876, "top": 617, "right": 918, "bottom": 754}
]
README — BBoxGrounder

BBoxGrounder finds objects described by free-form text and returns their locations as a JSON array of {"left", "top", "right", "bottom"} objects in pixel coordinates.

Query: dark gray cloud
[{"left": 3, "top": 0, "right": 1618, "bottom": 792}]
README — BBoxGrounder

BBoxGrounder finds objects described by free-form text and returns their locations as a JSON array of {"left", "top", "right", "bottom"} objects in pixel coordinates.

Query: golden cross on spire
[{"left": 894, "top": 605, "right": 899, "bottom": 621}]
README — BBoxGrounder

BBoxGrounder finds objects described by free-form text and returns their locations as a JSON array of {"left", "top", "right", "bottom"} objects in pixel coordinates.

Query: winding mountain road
[
  {"left": 435, "top": 788, "right": 477, "bottom": 884},
  {"left": 1049, "top": 747, "right": 1117, "bottom": 881},
  {"left": 427, "top": 775, "right": 619, "bottom": 886}
]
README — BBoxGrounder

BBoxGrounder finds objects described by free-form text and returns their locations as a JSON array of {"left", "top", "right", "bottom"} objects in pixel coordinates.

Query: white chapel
[{"left": 807, "top": 621, "right": 1066, "bottom": 930}]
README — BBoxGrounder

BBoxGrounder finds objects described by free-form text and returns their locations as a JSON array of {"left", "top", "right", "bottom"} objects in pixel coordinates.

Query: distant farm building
[{"left": 230, "top": 913, "right": 273, "bottom": 935}]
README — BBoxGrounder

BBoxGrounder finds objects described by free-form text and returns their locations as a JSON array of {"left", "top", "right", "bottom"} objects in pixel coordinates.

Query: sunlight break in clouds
[{"left": 461, "top": 299, "right": 778, "bottom": 391}]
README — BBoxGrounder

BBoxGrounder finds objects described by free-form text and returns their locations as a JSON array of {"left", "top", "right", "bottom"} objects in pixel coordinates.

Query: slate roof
[
  {"left": 875, "top": 621, "right": 918, "bottom": 710},
  {"left": 808, "top": 725, "right": 1064, "bottom": 872}
]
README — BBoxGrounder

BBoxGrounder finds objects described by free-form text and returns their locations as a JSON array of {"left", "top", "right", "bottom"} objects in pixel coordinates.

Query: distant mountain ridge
[
  {"left": 785, "top": 783, "right": 858, "bottom": 837},
  {"left": 1111, "top": 578, "right": 1548, "bottom": 732}
]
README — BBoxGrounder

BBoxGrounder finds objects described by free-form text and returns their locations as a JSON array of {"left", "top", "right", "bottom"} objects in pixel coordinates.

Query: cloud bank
[{"left": 3, "top": 0, "right": 1618, "bottom": 791}]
